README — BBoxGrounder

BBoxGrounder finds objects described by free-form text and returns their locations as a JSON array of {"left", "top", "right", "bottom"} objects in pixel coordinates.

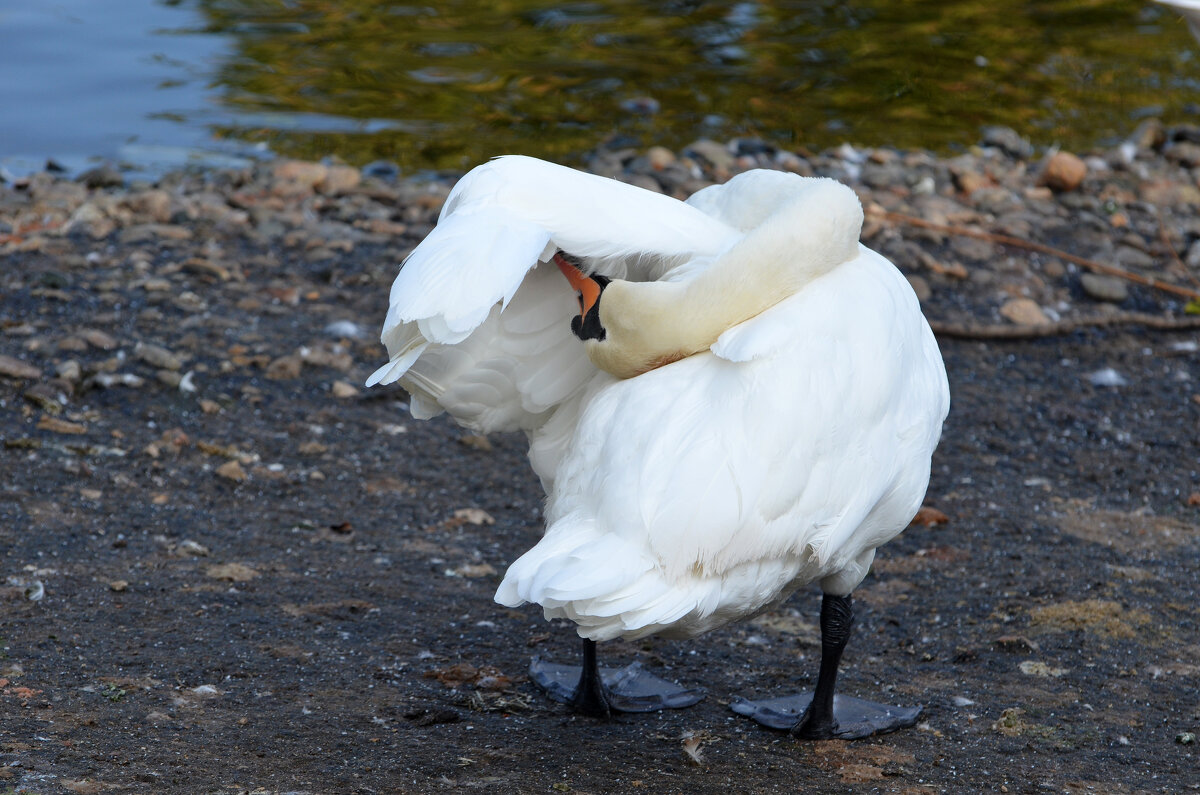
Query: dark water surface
[{"left": 2, "top": 0, "right": 1199, "bottom": 177}]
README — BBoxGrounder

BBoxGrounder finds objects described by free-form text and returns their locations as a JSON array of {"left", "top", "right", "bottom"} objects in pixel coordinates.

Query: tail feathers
[
  {"left": 365, "top": 337, "right": 429, "bottom": 387},
  {"left": 494, "top": 519, "right": 716, "bottom": 641}
]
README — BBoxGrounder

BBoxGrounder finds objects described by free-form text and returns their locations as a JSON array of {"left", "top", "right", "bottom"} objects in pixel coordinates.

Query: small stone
[
  {"left": 119, "top": 224, "right": 192, "bottom": 243},
  {"left": 0, "top": 354, "right": 42, "bottom": 380},
  {"left": 331, "top": 380, "right": 359, "bottom": 399},
  {"left": 80, "top": 329, "right": 119, "bottom": 350},
  {"left": 109, "top": 580, "right": 129, "bottom": 592},
  {"left": 1080, "top": 273, "right": 1129, "bottom": 303},
  {"left": 646, "top": 146, "right": 676, "bottom": 170},
  {"left": 206, "top": 563, "right": 258, "bottom": 582},
  {"left": 952, "top": 170, "right": 990, "bottom": 194},
  {"left": 135, "top": 342, "right": 182, "bottom": 371},
  {"left": 450, "top": 562, "right": 498, "bottom": 578},
  {"left": 999, "top": 298, "right": 1050, "bottom": 326},
  {"left": 36, "top": 416, "right": 87, "bottom": 435},
  {"left": 1040, "top": 151, "right": 1087, "bottom": 192},
  {"left": 1115, "top": 245, "right": 1154, "bottom": 269},
  {"left": 273, "top": 160, "right": 328, "bottom": 194},
  {"left": 1129, "top": 118, "right": 1165, "bottom": 150},
  {"left": 323, "top": 320, "right": 365, "bottom": 339},
  {"left": 1166, "top": 141, "right": 1200, "bottom": 168},
  {"left": 981, "top": 126, "right": 1034, "bottom": 159},
  {"left": 199, "top": 399, "right": 222, "bottom": 414},
  {"left": 77, "top": 165, "right": 124, "bottom": 188},
  {"left": 685, "top": 139, "right": 735, "bottom": 173},
  {"left": 1018, "top": 660, "right": 1068, "bottom": 677},
  {"left": 65, "top": 202, "right": 115, "bottom": 238},
  {"left": 215, "top": 460, "right": 247, "bottom": 482},
  {"left": 126, "top": 189, "right": 173, "bottom": 223},
  {"left": 156, "top": 370, "right": 182, "bottom": 388},
  {"left": 1178, "top": 732, "right": 1197, "bottom": 745},
  {"left": 318, "top": 165, "right": 361, "bottom": 195},
  {"left": 459, "top": 434, "right": 493, "bottom": 452},
  {"left": 91, "top": 373, "right": 145, "bottom": 388},
  {"left": 266, "top": 355, "right": 304, "bottom": 380},
  {"left": 1186, "top": 240, "right": 1200, "bottom": 269},
  {"left": 173, "top": 540, "right": 210, "bottom": 558},
  {"left": 454, "top": 508, "right": 496, "bottom": 526},
  {"left": 1087, "top": 368, "right": 1128, "bottom": 387},
  {"left": 56, "top": 360, "right": 82, "bottom": 382}
]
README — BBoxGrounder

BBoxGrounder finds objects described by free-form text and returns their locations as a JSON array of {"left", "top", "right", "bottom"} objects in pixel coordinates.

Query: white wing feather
[{"left": 368, "top": 156, "right": 741, "bottom": 435}]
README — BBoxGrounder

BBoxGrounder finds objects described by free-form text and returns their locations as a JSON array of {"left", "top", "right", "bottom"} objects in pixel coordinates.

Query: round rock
[{"left": 1080, "top": 273, "right": 1128, "bottom": 303}]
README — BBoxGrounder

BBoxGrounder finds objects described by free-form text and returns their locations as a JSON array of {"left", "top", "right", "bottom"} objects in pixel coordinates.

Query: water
[{"left": 2, "top": 0, "right": 1199, "bottom": 178}]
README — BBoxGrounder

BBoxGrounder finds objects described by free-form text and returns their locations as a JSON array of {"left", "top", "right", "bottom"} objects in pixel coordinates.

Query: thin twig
[
  {"left": 930, "top": 312, "right": 1200, "bottom": 340},
  {"left": 879, "top": 210, "right": 1200, "bottom": 302}
]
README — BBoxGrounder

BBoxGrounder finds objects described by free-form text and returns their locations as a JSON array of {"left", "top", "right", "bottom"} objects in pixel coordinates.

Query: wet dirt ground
[{"left": 2, "top": 167, "right": 1200, "bottom": 794}]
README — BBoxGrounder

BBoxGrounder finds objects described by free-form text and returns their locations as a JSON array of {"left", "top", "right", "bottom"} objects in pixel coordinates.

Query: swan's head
[
  {"left": 555, "top": 253, "right": 610, "bottom": 343},
  {"left": 555, "top": 253, "right": 697, "bottom": 380}
]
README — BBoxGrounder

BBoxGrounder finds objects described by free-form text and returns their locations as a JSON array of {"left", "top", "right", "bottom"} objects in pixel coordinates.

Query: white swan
[{"left": 368, "top": 155, "right": 950, "bottom": 738}]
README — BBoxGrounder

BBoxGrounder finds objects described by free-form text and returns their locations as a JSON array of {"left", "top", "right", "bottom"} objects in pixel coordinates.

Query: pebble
[
  {"left": 0, "top": 354, "right": 42, "bottom": 380},
  {"left": 135, "top": 342, "right": 183, "bottom": 371},
  {"left": 981, "top": 126, "right": 1034, "bottom": 160},
  {"left": 331, "top": 380, "right": 360, "bottom": 398},
  {"left": 685, "top": 139, "right": 735, "bottom": 174},
  {"left": 266, "top": 354, "right": 304, "bottom": 380},
  {"left": 646, "top": 146, "right": 676, "bottom": 170},
  {"left": 1079, "top": 273, "right": 1128, "bottom": 303},
  {"left": 216, "top": 460, "right": 248, "bottom": 482},
  {"left": 999, "top": 298, "right": 1050, "bottom": 326},
  {"left": 1087, "top": 368, "right": 1128, "bottom": 387},
  {"left": 1040, "top": 151, "right": 1087, "bottom": 192}
]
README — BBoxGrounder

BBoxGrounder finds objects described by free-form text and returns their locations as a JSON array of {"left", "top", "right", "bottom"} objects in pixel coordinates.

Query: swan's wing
[
  {"left": 498, "top": 252, "right": 949, "bottom": 640},
  {"left": 368, "top": 156, "right": 740, "bottom": 434}
]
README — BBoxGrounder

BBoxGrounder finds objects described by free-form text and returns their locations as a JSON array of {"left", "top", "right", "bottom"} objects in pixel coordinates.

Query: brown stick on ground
[
  {"left": 878, "top": 210, "right": 1200, "bottom": 302},
  {"left": 930, "top": 313, "right": 1200, "bottom": 340}
]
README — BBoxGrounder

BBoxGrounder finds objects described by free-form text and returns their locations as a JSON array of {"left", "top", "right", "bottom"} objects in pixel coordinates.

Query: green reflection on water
[{"left": 194, "top": 0, "right": 1200, "bottom": 170}]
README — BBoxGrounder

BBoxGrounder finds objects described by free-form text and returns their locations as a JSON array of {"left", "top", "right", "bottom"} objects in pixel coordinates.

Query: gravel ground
[{"left": 1, "top": 126, "right": 1199, "bottom": 794}]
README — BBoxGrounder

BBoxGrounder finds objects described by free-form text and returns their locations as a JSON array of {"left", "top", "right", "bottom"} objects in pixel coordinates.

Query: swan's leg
[
  {"left": 528, "top": 638, "right": 705, "bottom": 716},
  {"left": 793, "top": 593, "right": 855, "bottom": 738},
  {"left": 730, "top": 593, "right": 922, "bottom": 739},
  {"left": 569, "top": 638, "right": 612, "bottom": 717}
]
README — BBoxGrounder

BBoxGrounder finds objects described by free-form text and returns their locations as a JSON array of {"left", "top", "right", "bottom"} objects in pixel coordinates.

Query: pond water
[{"left": 2, "top": 0, "right": 1199, "bottom": 177}]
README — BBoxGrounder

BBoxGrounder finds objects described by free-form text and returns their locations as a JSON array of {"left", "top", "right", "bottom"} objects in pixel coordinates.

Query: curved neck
[{"left": 587, "top": 181, "right": 863, "bottom": 379}]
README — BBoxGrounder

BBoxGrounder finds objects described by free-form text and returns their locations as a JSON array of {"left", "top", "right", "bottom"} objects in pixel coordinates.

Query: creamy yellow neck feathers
[{"left": 585, "top": 178, "right": 864, "bottom": 379}]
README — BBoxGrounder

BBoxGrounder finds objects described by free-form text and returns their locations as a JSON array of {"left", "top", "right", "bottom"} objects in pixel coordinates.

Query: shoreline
[{"left": 4, "top": 120, "right": 1200, "bottom": 341}]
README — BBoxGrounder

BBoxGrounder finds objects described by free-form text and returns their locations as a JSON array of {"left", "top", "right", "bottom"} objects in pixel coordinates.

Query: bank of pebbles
[{"left": 3, "top": 120, "right": 1200, "bottom": 399}]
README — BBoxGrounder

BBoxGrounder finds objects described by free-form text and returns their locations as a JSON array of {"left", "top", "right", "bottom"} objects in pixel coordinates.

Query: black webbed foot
[
  {"left": 730, "top": 692, "right": 921, "bottom": 739},
  {"left": 529, "top": 639, "right": 704, "bottom": 716}
]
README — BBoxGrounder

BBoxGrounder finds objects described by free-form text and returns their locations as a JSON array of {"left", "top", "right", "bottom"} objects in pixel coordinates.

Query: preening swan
[{"left": 369, "top": 155, "right": 949, "bottom": 738}]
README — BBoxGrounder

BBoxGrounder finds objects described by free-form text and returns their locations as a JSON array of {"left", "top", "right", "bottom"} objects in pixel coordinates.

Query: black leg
[
  {"left": 793, "top": 593, "right": 854, "bottom": 738},
  {"left": 528, "top": 637, "right": 705, "bottom": 715},
  {"left": 729, "top": 591, "right": 922, "bottom": 739},
  {"left": 569, "top": 638, "right": 613, "bottom": 718}
]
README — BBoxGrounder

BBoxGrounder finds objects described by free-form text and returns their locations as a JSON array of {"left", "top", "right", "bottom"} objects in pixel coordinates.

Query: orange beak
[{"left": 553, "top": 253, "right": 602, "bottom": 317}]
